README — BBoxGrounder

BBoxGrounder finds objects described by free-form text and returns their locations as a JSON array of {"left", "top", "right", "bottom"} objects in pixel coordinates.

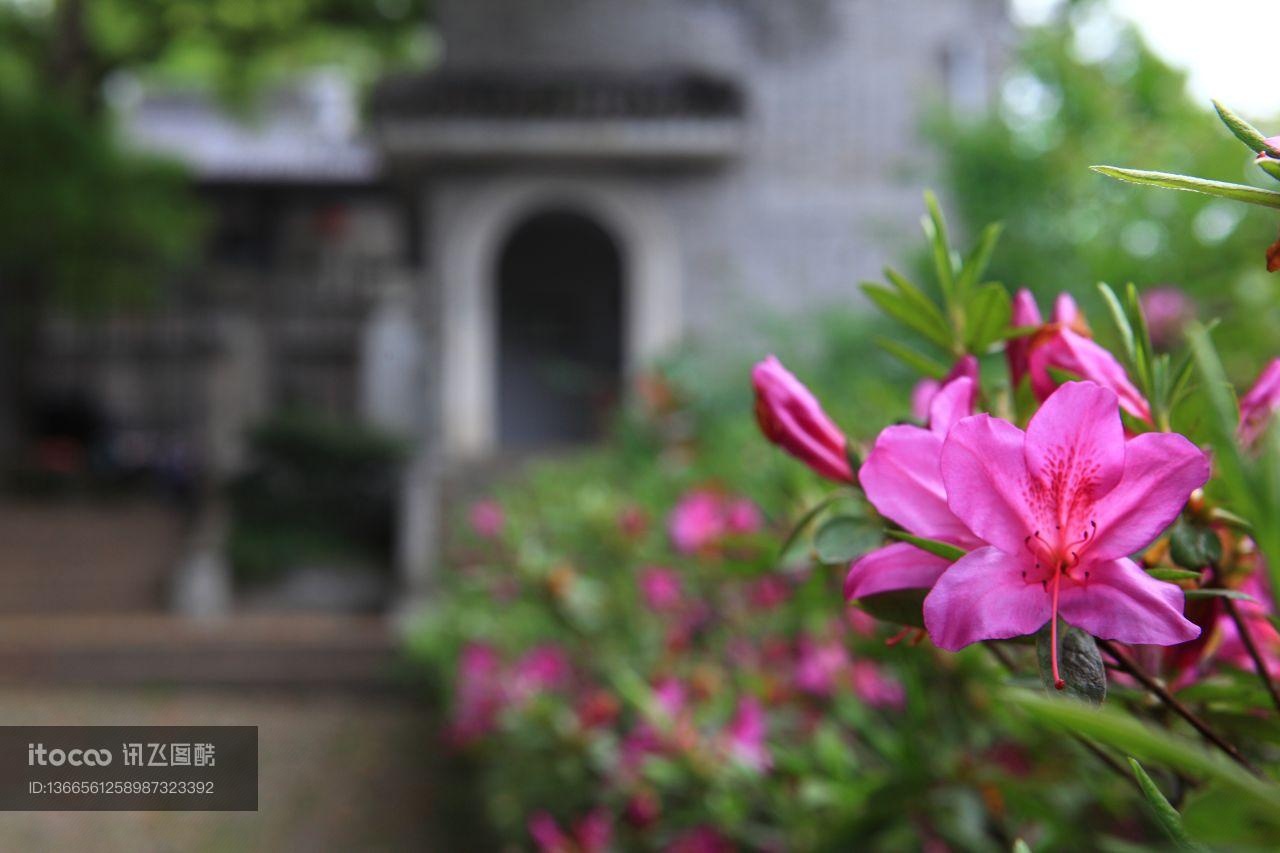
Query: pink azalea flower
[
  {"left": 844, "top": 376, "right": 982, "bottom": 601},
  {"left": 1008, "top": 290, "right": 1151, "bottom": 423},
  {"left": 669, "top": 491, "right": 726, "bottom": 554},
  {"left": 1140, "top": 285, "right": 1194, "bottom": 349},
  {"left": 638, "top": 566, "right": 684, "bottom": 612},
  {"left": 469, "top": 500, "right": 505, "bottom": 539},
  {"left": 666, "top": 826, "right": 737, "bottom": 853},
  {"left": 1007, "top": 288, "right": 1043, "bottom": 388},
  {"left": 910, "top": 356, "right": 980, "bottom": 422},
  {"left": 927, "top": 381, "right": 1207, "bottom": 687},
  {"left": 752, "top": 355, "right": 854, "bottom": 483},
  {"left": 724, "top": 498, "right": 763, "bottom": 535},
  {"left": 850, "top": 661, "right": 906, "bottom": 710},
  {"left": 529, "top": 808, "right": 612, "bottom": 853},
  {"left": 511, "top": 645, "right": 571, "bottom": 701},
  {"left": 449, "top": 643, "right": 504, "bottom": 744},
  {"left": 722, "top": 696, "right": 771, "bottom": 772},
  {"left": 1238, "top": 358, "right": 1280, "bottom": 447},
  {"left": 794, "top": 636, "right": 849, "bottom": 697}
]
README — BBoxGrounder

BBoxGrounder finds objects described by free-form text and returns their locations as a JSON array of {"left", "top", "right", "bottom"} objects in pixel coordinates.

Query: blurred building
[
  {"left": 375, "top": 0, "right": 1008, "bottom": 460},
  {"left": 24, "top": 0, "right": 1008, "bottom": 608}
]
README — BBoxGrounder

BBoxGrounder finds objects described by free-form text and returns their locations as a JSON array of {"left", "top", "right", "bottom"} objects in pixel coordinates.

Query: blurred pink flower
[
  {"left": 1007, "top": 290, "right": 1152, "bottom": 423},
  {"left": 624, "top": 790, "right": 661, "bottom": 829},
  {"left": 669, "top": 491, "right": 726, "bottom": 554},
  {"left": 1238, "top": 358, "right": 1280, "bottom": 447},
  {"left": 1140, "top": 286, "right": 1194, "bottom": 349},
  {"left": 845, "top": 376, "right": 981, "bottom": 602},
  {"left": 469, "top": 500, "right": 505, "bottom": 539},
  {"left": 928, "top": 382, "right": 1205, "bottom": 686},
  {"left": 910, "top": 356, "right": 980, "bottom": 422},
  {"left": 724, "top": 498, "right": 763, "bottom": 535},
  {"left": 639, "top": 566, "right": 684, "bottom": 612},
  {"left": 851, "top": 661, "right": 906, "bottom": 710},
  {"left": 529, "top": 808, "right": 612, "bottom": 853},
  {"left": 794, "top": 636, "right": 849, "bottom": 698},
  {"left": 722, "top": 696, "right": 771, "bottom": 772},
  {"left": 511, "top": 645, "right": 571, "bottom": 701},
  {"left": 617, "top": 505, "right": 648, "bottom": 538},
  {"left": 752, "top": 355, "right": 854, "bottom": 483},
  {"left": 666, "top": 826, "right": 737, "bottom": 853},
  {"left": 748, "top": 575, "right": 791, "bottom": 610},
  {"left": 449, "top": 643, "right": 505, "bottom": 745}
]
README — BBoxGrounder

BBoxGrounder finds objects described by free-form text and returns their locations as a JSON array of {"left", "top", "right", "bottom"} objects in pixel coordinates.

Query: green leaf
[
  {"left": 814, "top": 516, "right": 881, "bottom": 564},
  {"left": 1001, "top": 690, "right": 1280, "bottom": 815},
  {"left": 854, "top": 587, "right": 926, "bottom": 628},
  {"left": 1091, "top": 166, "right": 1280, "bottom": 210},
  {"left": 1169, "top": 521, "right": 1224, "bottom": 570},
  {"left": 1127, "top": 757, "right": 1205, "bottom": 851},
  {"left": 956, "top": 221, "right": 1003, "bottom": 301},
  {"left": 1184, "top": 588, "right": 1258, "bottom": 603},
  {"left": 1035, "top": 623, "right": 1106, "bottom": 706},
  {"left": 923, "top": 190, "right": 957, "bottom": 306},
  {"left": 862, "top": 283, "right": 953, "bottom": 349},
  {"left": 1213, "top": 100, "right": 1280, "bottom": 157},
  {"left": 1096, "top": 283, "right": 1138, "bottom": 367},
  {"left": 1145, "top": 567, "right": 1202, "bottom": 582},
  {"left": 1258, "top": 157, "right": 1280, "bottom": 183},
  {"left": 964, "top": 282, "right": 1013, "bottom": 352},
  {"left": 873, "top": 336, "right": 949, "bottom": 378},
  {"left": 883, "top": 268, "right": 954, "bottom": 338},
  {"left": 884, "top": 530, "right": 967, "bottom": 562},
  {"left": 779, "top": 494, "right": 841, "bottom": 558},
  {"left": 998, "top": 324, "right": 1040, "bottom": 341}
]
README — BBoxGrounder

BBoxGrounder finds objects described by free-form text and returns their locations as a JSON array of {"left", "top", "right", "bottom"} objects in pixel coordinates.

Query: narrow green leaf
[
  {"left": 1002, "top": 690, "right": 1280, "bottom": 814},
  {"left": 1145, "top": 567, "right": 1203, "bottom": 582},
  {"left": 998, "top": 324, "right": 1040, "bottom": 341},
  {"left": 965, "top": 283, "right": 1013, "bottom": 352},
  {"left": 923, "top": 190, "right": 957, "bottom": 306},
  {"left": 956, "top": 221, "right": 1004, "bottom": 301},
  {"left": 1091, "top": 166, "right": 1280, "bottom": 209},
  {"left": 884, "top": 530, "right": 967, "bottom": 561},
  {"left": 884, "top": 268, "right": 955, "bottom": 342},
  {"left": 814, "top": 516, "right": 881, "bottom": 564},
  {"left": 1127, "top": 757, "right": 1205, "bottom": 851},
  {"left": 1096, "top": 283, "right": 1138, "bottom": 366},
  {"left": 1213, "top": 100, "right": 1280, "bottom": 157},
  {"left": 874, "top": 336, "right": 948, "bottom": 378},
  {"left": 862, "top": 284, "right": 953, "bottom": 349},
  {"left": 1184, "top": 588, "right": 1257, "bottom": 603}
]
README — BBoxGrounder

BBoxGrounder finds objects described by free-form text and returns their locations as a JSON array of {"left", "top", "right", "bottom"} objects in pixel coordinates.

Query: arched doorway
[{"left": 496, "top": 209, "right": 625, "bottom": 448}]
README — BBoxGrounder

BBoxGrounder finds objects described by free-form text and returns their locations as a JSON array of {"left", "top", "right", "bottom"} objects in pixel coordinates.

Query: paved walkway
[{"left": 0, "top": 686, "right": 460, "bottom": 852}]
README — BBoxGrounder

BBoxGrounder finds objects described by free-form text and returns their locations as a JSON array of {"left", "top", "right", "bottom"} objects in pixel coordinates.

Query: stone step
[{"left": 0, "top": 614, "right": 404, "bottom": 689}]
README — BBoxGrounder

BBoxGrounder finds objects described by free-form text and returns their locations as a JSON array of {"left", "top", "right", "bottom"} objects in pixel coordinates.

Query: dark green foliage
[{"left": 227, "top": 411, "right": 409, "bottom": 582}]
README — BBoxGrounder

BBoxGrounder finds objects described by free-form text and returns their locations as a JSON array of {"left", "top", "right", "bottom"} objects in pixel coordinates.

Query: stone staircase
[{"left": 0, "top": 501, "right": 405, "bottom": 688}]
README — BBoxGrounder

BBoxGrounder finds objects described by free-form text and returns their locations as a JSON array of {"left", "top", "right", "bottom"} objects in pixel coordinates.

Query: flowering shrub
[{"left": 416, "top": 105, "right": 1280, "bottom": 851}]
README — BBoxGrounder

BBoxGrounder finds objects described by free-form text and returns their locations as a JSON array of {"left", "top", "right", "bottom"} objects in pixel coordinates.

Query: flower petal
[
  {"left": 844, "top": 543, "right": 952, "bottom": 600},
  {"left": 1024, "top": 381, "right": 1125, "bottom": 523},
  {"left": 1058, "top": 557, "right": 1200, "bottom": 646},
  {"left": 1089, "top": 432, "right": 1210, "bottom": 561},
  {"left": 860, "top": 425, "right": 974, "bottom": 543},
  {"left": 940, "top": 414, "right": 1035, "bottom": 554},
  {"left": 923, "top": 546, "right": 1050, "bottom": 650},
  {"left": 929, "top": 375, "right": 977, "bottom": 436},
  {"left": 1030, "top": 331, "right": 1151, "bottom": 422}
]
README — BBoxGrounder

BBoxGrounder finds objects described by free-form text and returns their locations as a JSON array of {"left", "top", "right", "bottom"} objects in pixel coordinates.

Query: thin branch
[
  {"left": 1097, "top": 639, "right": 1259, "bottom": 776},
  {"left": 1221, "top": 596, "right": 1280, "bottom": 714}
]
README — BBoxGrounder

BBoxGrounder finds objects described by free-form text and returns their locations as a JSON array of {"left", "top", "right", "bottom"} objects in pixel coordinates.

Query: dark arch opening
[{"left": 496, "top": 209, "right": 624, "bottom": 448}]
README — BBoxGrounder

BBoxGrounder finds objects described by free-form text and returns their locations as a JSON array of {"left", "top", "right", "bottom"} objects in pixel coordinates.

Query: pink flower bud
[{"left": 752, "top": 355, "right": 853, "bottom": 483}]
